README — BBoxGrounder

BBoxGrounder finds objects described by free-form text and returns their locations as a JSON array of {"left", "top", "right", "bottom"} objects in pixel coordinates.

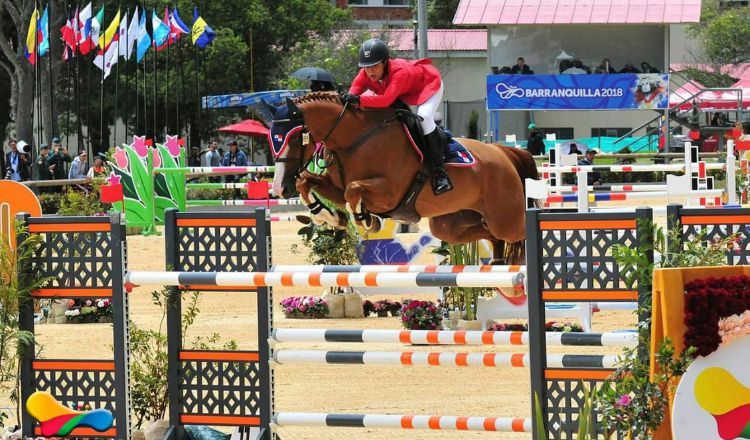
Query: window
[
  {"left": 349, "top": 0, "right": 368, "bottom": 5},
  {"left": 540, "top": 127, "right": 574, "bottom": 140},
  {"left": 384, "top": 0, "right": 410, "bottom": 5},
  {"left": 591, "top": 127, "right": 632, "bottom": 138}
]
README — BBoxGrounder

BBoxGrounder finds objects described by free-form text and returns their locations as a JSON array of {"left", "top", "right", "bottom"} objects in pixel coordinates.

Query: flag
[
  {"left": 100, "top": 182, "right": 124, "bottom": 203},
  {"left": 89, "top": 6, "right": 104, "bottom": 50},
  {"left": 98, "top": 9, "right": 120, "bottom": 49},
  {"left": 77, "top": 3, "right": 94, "bottom": 54},
  {"left": 37, "top": 6, "right": 49, "bottom": 57},
  {"left": 61, "top": 8, "right": 79, "bottom": 60},
  {"left": 169, "top": 7, "right": 190, "bottom": 41},
  {"left": 136, "top": 9, "right": 150, "bottom": 63},
  {"left": 125, "top": 6, "right": 139, "bottom": 60},
  {"left": 151, "top": 9, "right": 169, "bottom": 49},
  {"left": 192, "top": 7, "right": 215, "bottom": 49},
  {"left": 155, "top": 7, "right": 171, "bottom": 51},
  {"left": 117, "top": 12, "right": 127, "bottom": 58},
  {"left": 94, "top": 11, "right": 120, "bottom": 79},
  {"left": 24, "top": 7, "right": 39, "bottom": 64}
]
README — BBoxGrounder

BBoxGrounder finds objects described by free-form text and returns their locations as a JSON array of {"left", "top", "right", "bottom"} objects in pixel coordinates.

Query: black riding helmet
[{"left": 358, "top": 39, "right": 389, "bottom": 68}]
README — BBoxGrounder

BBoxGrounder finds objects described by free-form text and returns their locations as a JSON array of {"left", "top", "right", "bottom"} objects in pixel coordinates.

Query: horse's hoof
[{"left": 489, "top": 259, "right": 506, "bottom": 265}]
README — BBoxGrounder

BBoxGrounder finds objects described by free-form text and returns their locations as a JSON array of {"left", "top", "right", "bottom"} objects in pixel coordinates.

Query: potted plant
[
  {"left": 280, "top": 296, "right": 329, "bottom": 319},
  {"left": 362, "top": 300, "right": 375, "bottom": 317},
  {"left": 433, "top": 241, "right": 492, "bottom": 328},
  {"left": 97, "top": 298, "right": 113, "bottom": 323},
  {"left": 400, "top": 300, "right": 443, "bottom": 330},
  {"left": 373, "top": 300, "right": 390, "bottom": 317}
]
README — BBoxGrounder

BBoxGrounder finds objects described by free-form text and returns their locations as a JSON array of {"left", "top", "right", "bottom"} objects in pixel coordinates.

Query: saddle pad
[{"left": 402, "top": 124, "right": 477, "bottom": 168}]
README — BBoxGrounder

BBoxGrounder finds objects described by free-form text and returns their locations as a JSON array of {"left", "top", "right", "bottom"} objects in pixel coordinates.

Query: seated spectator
[
  {"left": 511, "top": 57, "right": 534, "bottom": 74},
  {"left": 563, "top": 60, "right": 587, "bottom": 75},
  {"left": 640, "top": 62, "right": 659, "bottom": 73},
  {"left": 620, "top": 63, "right": 641, "bottom": 73},
  {"left": 595, "top": 58, "right": 617, "bottom": 74},
  {"left": 559, "top": 59, "right": 573, "bottom": 74},
  {"left": 578, "top": 148, "right": 601, "bottom": 185},
  {"left": 68, "top": 150, "right": 89, "bottom": 179},
  {"left": 87, "top": 155, "right": 108, "bottom": 178},
  {"left": 498, "top": 66, "right": 513, "bottom": 74}
]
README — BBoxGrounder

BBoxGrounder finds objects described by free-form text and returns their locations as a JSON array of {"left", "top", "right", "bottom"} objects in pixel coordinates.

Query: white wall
[
  {"left": 670, "top": 24, "right": 703, "bottom": 64},
  {"left": 533, "top": 110, "right": 659, "bottom": 139}
]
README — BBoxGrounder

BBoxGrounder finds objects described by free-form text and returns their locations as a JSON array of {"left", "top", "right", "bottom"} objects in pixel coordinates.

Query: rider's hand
[{"left": 342, "top": 94, "right": 360, "bottom": 106}]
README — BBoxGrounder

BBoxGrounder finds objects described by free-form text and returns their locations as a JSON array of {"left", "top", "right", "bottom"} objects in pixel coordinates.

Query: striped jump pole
[
  {"left": 273, "top": 413, "right": 531, "bottom": 433},
  {"left": 186, "top": 182, "right": 274, "bottom": 190},
  {"left": 154, "top": 166, "right": 276, "bottom": 175},
  {"left": 537, "top": 163, "right": 725, "bottom": 173},
  {"left": 544, "top": 189, "right": 724, "bottom": 204},
  {"left": 272, "top": 350, "right": 620, "bottom": 368},
  {"left": 271, "top": 328, "right": 638, "bottom": 347},
  {"left": 268, "top": 215, "right": 306, "bottom": 222},
  {"left": 550, "top": 184, "right": 670, "bottom": 193},
  {"left": 269, "top": 264, "right": 525, "bottom": 273},
  {"left": 187, "top": 199, "right": 303, "bottom": 206},
  {"left": 124, "top": 271, "right": 525, "bottom": 288}
]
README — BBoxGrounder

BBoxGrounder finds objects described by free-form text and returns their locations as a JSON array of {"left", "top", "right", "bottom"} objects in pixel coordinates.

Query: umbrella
[
  {"left": 558, "top": 140, "right": 587, "bottom": 155},
  {"left": 291, "top": 67, "right": 335, "bottom": 83},
  {"left": 217, "top": 119, "right": 269, "bottom": 137}
]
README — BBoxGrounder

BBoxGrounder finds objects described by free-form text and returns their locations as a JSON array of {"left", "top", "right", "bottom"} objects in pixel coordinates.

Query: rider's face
[{"left": 365, "top": 62, "right": 385, "bottom": 82}]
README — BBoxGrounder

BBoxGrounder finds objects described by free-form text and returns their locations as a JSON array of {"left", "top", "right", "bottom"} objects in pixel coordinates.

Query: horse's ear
[
  {"left": 286, "top": 98, "right": 301, "bottom": 117},
  {"left": 262, "top": 99, "right": 278, "bottom": 116}
]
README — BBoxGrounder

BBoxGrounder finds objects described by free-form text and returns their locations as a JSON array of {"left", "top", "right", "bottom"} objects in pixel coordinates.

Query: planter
[
  {"left": 456, "top": 319, "right": 482, "bottom": 331},
  {"left": 144, "top": 419, "right": 169, "bottom": 440},
  {"left": 377, "top": 310, "right": 389, "bottom": 317},
  {"left": 99, "top": 315, "right": 113, "bottom": 323},
  {"left": 81, "top": 314, "right": 98, "bottom": 323}
]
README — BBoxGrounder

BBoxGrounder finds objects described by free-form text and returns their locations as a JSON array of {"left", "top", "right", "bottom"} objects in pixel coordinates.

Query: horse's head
[{"left": 268, "top": 98, "right": 310, "bottom": 198}]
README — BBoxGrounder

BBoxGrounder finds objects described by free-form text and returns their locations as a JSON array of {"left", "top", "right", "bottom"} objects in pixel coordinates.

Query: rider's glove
[{"left": 342, "top": 94, "right": 361, "bottom": 106}]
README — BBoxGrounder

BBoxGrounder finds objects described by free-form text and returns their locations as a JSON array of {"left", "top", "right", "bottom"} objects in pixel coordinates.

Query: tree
[
  {"left": 688, "top": 1, "right": 750, "bottom": 74},
  {"left": 427, "top": 0, "right": 462, "bottom": 28}
]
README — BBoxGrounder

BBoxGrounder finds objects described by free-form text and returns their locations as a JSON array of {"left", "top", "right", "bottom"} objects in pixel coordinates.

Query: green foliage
[
  {"left": 596, "top": 219, "right": 738, "bottom": 438},
  {"left": 291, "top": 214, "right": 360, "bottom": 266},
  {"left": 427, "top": 0, "right": 463, "bottom": 29},
  {"left": 679, "top": 68, "right": 737, "bottom": 89},
  {"left": 433, "top": 241, "right": 491, "bottom": 320},
  {"left": 534, "top": 388, "right": 596, "bottom": 439},
  {"left": 38, "top": 193, "right": 63, "bottom": 215},
  {"left": 57, "top": 186, "right": 107, "bottom": 216},
  {"left": 687, "top": 1, "right": 750, "bottom": 68},
  {"left": 0, "top": 223, "right": 52, "bottom": 423},
  {"left": 129, "top": 288, "right": 236, "bottom": 428}
]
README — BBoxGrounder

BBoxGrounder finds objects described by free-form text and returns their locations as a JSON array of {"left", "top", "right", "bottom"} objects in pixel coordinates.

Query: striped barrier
[
  {"left": 124, "top": 270, "right": 525, "bottom": 288},
  {"left": 155, "top": 166, "right": 275, "bottom": 175},
  {"left": 187, "top": 199, "right": 302, "bottom": 206},
  {"left": 270, "top": 328, "right": 637, "bottom": 347},
  {"left": 272, "top": 413, "right": 532, "bottom": 432},
  {"left": 545, "top": 189, "right": 723, "bottom": 203},
  {"left": 269, "top": 264, "right": 525, "bottom": 273},
  {"left": 272, "top": 350, "right": 620, "bottom": 368},
  {"left": 537, "top": 163, "right": 725, "bottom": 174},
  {"left": 187, "top": 182, "right": 273, "bottom": 190},
  {"left": 549, "top": 183, "right": 670, "bottom": 192}
]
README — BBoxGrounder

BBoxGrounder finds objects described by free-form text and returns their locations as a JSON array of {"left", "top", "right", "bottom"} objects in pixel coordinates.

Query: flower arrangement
[
  {"left": 362, "top": 300, "right": 375, "bottom": 316},
  {"left": 684, "top": 275, "right": 750, "bottom": 356},
  {"left": 400, "top": 300, "right": 443, "bottom": 330},
  {"left": 371, "top": 300, "right": 402, "bottom": 317},
  {"left": 64, "top": 298, "right": 114, "bottom": 323},
  {"left": 487, "top": 321, "right": 584, "bottom": 332},
  {"left": 280, "top": 296, "right": 329, "bottom": 319},
  {"left": 718, "top": 310, "right": 750, "bottom": 346}
]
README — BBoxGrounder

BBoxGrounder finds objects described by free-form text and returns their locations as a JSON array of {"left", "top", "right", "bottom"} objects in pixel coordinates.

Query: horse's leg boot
[{"left": 425, "top": 130, "right": 453, "bottom": 195}]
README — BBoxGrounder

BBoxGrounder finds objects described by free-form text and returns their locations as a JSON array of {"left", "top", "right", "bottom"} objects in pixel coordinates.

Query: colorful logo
[
  {"left": 695, "top": 367, "right": 750, "bottom": 439},
  {"left": 26, "top": 391, "right": 114, "bottom": 436}
]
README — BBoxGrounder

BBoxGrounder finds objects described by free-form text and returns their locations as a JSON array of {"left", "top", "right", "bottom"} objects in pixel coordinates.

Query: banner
[{"left": 486, "top": 73, "right": 670, "bottom": 110}]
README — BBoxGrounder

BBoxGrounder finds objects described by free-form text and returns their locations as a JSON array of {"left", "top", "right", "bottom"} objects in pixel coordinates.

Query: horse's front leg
[
  {"left": 344, "top": 178, "right": 390, "bottom": 233},
  {"left": 297, "top": 173, "right": 348, "bottom": 229}
]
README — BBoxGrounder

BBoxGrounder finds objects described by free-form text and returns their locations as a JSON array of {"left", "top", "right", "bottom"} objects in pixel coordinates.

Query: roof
[
  {"left": 453, "top": 0, "right": 702, "bottom": 25},
  {"left": 671, "top": 63, "right": 750, "bottom": 81},
  {"left": 390, "top": 29, "right": 487, "bottom": 52}
]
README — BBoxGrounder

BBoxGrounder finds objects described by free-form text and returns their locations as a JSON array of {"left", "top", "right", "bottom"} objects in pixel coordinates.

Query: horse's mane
[{"left": 294, "top": 92, "right": 342, "bottom": 106}]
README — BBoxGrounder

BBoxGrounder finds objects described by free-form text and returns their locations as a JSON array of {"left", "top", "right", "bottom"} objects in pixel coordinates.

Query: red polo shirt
[{"left": 349, "top": 58, "right": 442, "bottom": 108}]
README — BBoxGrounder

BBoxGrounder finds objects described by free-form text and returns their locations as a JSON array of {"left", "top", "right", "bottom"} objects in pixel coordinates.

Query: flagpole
[
  {"left": 35, "top": 3, "right": 42, "bottom": 152},
  {"left": 193, "top": 41, "right": 201, "bottom": 150},
  {"left": 75, "top": 16, "right": 83, "bottom": 154},
  {"left": 122, "top": 7, "right": 128, "bottom": 145},
  {"left": 65, "top": 47, "right": 71, "bottom": 150},
  {"left": 165, "top": 10, "right": 170, "bottom": 137},
  {"left": 114, "top": 7, "right": 121, "bottom": 147},
  {"left": 47, "top": 5, "right": 56, "bottom": 140},
  {"left": 177, "top": 34, "right": 186, "bottom": 147}
]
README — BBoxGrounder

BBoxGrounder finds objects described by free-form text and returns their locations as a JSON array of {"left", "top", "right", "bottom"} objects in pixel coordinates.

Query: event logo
[{"left": 494, "top": 83, "right": 524, "bottom": 100}]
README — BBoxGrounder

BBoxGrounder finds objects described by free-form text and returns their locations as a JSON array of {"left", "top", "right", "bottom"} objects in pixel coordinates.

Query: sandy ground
[{"left": 28, "top": 198, "right": 662, "bottom": 439}]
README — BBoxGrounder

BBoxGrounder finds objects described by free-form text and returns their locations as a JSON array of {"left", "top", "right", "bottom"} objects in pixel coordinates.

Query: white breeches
[{"left": 416, "top": 81, "right": 444, "bottom": 135}]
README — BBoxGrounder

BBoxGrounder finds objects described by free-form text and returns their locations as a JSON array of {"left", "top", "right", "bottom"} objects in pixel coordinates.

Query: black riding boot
[{"left": 425, "top": 130, "right": 454, "bottom": 195}]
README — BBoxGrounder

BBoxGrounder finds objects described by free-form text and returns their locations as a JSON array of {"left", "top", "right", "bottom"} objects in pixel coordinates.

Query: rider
[{"left": 343, "top": 38, "right": 453, "bottom": 195}]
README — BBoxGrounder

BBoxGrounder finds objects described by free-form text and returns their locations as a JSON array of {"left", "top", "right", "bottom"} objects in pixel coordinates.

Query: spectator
[
  {"left": 5, "top": 139, "right": 30, "bottom": 181},
  {"left": 68, "top": 150, "right": 89, "bottom": 179},
  {"left": 595, "top": 58, "right": 616, "bottom": 74},
  {"left": 511, "top": 57, "right": 534, "bottom": 74},
  {"left": 563, "top": 60, "right": 587, "bottom": 74},
  {"left": 559, "top": 59, "right": 573, "bottom": 74},
  {"left": 526, "top": 123, "right": 545, "bottom": 156},
  {"left": 87, "top": 155, "right": 108, "bottom": 178},
  {"left": 222, "top": 140, "right": 249, "bottom": 183},
  {"left": 46, "top": 137, "right": 71, "bottom": 192},
  {"left": 206, "top": 140, "right": 222, "bottom": 183},
  {"left": 310, "top": 80, "right": 336, "bottom": 92},
  {"left": 578, "top": 148, "right": 601, "bottom": 185},
  {"left": 187, "top": 146, "right": 201, "bottom": 167},
  {"left": 35, "top": 144, "right": 54, "bottom": 193},
  {"left": 620, "top": 63, "right": 641, "bottom": 73},
  {"left": 640, "top": 62, "right": 659, "bottom": 73}
]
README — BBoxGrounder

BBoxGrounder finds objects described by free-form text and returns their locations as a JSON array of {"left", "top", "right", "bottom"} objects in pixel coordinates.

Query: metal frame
[
  {"left": 667, "top": 204, "right": 750, "bottom": 265},
  {"left": 163, "top": 208, "right": 273, "bottom": 440},
  {"left": 18, "top": 213, "right": 131, "bottom": 440}
]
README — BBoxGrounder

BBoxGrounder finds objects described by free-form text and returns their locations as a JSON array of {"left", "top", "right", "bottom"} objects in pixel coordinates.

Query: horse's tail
[
  {"left": 500, "top": 146, "right": 540, "bottom": 209},
  {"left": 497, "top": 146, "right": 540, "bottom": 264}
]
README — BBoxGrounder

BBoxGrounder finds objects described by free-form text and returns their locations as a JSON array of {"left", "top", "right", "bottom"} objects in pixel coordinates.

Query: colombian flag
[
  {"left": 24, "top": 7, "right": 39, "bottom": 65},
  {"left": 191, "top": 7, "right": 215, "bottom": 49}
]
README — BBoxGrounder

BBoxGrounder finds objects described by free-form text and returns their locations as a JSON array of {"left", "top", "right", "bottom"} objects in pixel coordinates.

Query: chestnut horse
[{"left": 270, "top": 92, "right": 538, "bottom": 263}]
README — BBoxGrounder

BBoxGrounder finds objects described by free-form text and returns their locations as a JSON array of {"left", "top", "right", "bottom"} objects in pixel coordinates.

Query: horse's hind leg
[{"left": 428, "top": 211, "right": 495, "bottom": 244}]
